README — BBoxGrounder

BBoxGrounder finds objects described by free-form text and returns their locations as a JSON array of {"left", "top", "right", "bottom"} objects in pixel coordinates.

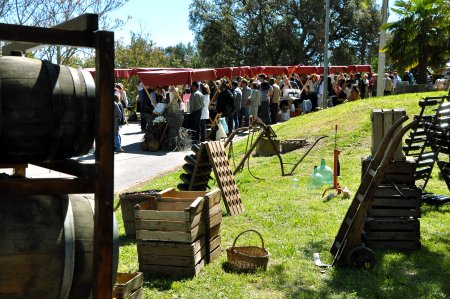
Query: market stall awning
[
  {"left": 295, "top": 65, "right": 319, "bottom": 75},
  {"left": 215, "top": 67, "right": 235, "bottom": 78},
  {"left": 250, "top": 65, "right": 290, "bottom": 76},
  {"left": 315, "top": 66, "right": 349, "bottom": 75},
  {"left": 136, "top": 68, "right": 217, "bottom": 87},
  {"left": 348, "top": 65, "right": 372, "bottom": 73},
  {"left": 85, "top": 68, "right": 135, "bottom": 79}
]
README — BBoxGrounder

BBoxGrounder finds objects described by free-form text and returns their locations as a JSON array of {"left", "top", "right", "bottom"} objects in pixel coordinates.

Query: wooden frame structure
[{"left": 0, "top": 14, "right": 114, "bottom": 299}]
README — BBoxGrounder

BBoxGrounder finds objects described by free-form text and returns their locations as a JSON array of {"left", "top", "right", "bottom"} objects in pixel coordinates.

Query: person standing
[
  {"left": 230, "top": 81, "right": 242, "bottom": 132},
  {"left": 189, "top": 81, "right": 204, "bottom": 144},
  {"left": 216, "top": 81, "right": 235, "bottom": 133},
  {"left": 384, "top": 73, "right": 394, "bottom": 96},
  {"left": 249, "top": 82, "right": 260, "bottom": 120},
  {"left": 200, "top": 84, "right": 210, "bottom": 142},
  {"left": 113, "top": 94, "right": 124, "bottom": 152},
  {"left": 258, "top": 74, "right": 272, "bottom": 125},
  {"left": 239, "top": 79, "right": 252, "bottom": 127},
  {"left": 269, "top": 77, "right": 280, "bottom": 125}
]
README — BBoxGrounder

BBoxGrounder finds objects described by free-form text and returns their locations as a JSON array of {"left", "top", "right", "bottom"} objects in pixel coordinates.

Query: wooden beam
[
  {"left": 0, "top": 23, "right": 95, "bottom": 50},
  {"left": 0, "top": 178, "right": 95, "bottom": 195},
  {"left": 93, "top": 30, "right": 115, "bottom": 299},
  {"left": 33, "top": 160, "right": 98, "bottom": 178},
  {"left": 1, "top": 14, "right": 98, "bottom": 54}
]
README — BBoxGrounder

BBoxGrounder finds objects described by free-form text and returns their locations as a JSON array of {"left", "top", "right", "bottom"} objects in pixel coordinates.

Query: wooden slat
[
  {"left": 139, "top": 259, "right": 204, "bottom": 277},
  {"left": 139, "top": 244, "right": 205, "bottom": 267},
  {"left": 113, "top": 272, "right": 143, "bottom": 299},
  {"left": 137, "top": 238, "right": 204, "bottom": 257},
  {"left": 135, "top": 219, "right": 190, "bottom": 232},
  {"left": 0, "top": 178, "right": 94, "bottom": 195},
  {"left": 33, "top": 160, "right": 97, "bottom": 178},
  {"left": 136, "top": 222, "right": 205, "bottom": 243},
  {"left": 135, "top": 210, "right": 189, "bottom": 221}
]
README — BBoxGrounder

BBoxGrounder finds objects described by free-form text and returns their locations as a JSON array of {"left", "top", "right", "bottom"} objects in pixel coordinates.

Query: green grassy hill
[{"left": 117, "top": 91, "right": 450, "bottom": 299}]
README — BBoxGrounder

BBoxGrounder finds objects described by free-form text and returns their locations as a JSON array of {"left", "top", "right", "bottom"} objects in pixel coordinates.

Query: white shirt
[{"left": 201, "top": 94, "right": 210, "bottom": 120}]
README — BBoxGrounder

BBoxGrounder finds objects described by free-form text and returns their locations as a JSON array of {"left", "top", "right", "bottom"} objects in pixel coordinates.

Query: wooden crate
[
  {"left": 137, "top": 238, "right": 206, "bottom": 277},
  {"left": 371, "top": 108, "right": 406, "bottom": 160},
  {"left": 119, "top": 190, "right": 159, "bottom": 237},
  {"left": 364, "top": 217, "right": 420, "bottom": 231},
  {"left": 135, "top": 194, "right": 205, "bottom": 243},
  {"left": 361, "top": 157, "right": 417, "bottom": 185},
  {"left": 256, "top": 137, "right": 280, "bottom": 156},
  {"left": 113, "top": 272, "right": 143, "bottom": 299}
]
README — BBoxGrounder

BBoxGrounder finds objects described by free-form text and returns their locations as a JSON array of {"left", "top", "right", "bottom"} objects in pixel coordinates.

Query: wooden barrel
[
  {"left": 0, "top": 194, "right": 118, "bottom": 299},
  {"left": 0, "top": 56, "right": 95, "bottom": 163}
]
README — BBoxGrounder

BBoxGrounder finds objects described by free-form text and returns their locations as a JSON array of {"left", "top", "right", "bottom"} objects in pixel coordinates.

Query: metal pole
[
  {"left": 322, "top": 0, "right": 330, "bottom": 108},
  {"left": 376, "top": 0, "right": 389, "bottom": 97}
]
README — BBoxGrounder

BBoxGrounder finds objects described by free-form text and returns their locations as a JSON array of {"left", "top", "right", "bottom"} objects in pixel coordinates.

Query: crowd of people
[{"left": 118, "top": 69, "right": 418, "bottom": 148}]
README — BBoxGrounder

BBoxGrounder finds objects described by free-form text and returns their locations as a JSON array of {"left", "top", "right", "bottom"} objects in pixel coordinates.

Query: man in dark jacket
[{"left": 216, "top": 81, "right": 235, "bottom": 134}]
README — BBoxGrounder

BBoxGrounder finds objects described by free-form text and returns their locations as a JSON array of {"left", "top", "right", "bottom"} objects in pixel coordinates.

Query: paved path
[{"left": 25, "top": 122, "right": 190, "bottom": 193}]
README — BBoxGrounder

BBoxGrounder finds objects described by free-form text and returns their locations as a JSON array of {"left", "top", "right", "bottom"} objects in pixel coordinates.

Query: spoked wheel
[{"left": 347, "top": 246, "right": 375, "bottom": 270}]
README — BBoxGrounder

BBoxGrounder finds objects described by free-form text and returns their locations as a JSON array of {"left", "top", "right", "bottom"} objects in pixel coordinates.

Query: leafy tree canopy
[
  {"left": 384, "top": 0, "right": 450, "bottom": 83},
  {"left": 189, "top": 0, "right": 381, "bottom": 67}
]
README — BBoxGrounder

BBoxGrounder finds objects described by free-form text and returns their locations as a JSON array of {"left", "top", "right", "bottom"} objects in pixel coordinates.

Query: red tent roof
[
  {"left": 295, "top": 65, "right": 319, "bottom": 75},
  {"left": 85, "top": 68, "right": 135, "bottom": 79},
  {"left": 136, "top": 69, "right": 216, "bottom": 86},
  {"left": 348, "top": 65, "right": 372, "bottom": 73}
]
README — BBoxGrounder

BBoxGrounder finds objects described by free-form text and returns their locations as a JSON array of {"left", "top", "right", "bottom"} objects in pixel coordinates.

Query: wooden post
[{"left": 94, "top": 30, "right": 115, "bottom": 299}]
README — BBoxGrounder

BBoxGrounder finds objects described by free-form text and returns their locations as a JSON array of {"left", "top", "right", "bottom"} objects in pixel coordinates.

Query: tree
[
  {"left": 384, "top": 0, "right": 450, "bottom": 83},
  {"left": 189, "top": 0, "right": 381, "bottom": 67},
  {"left": 0, "top": 0, "right": 130, "bottom": 65}
]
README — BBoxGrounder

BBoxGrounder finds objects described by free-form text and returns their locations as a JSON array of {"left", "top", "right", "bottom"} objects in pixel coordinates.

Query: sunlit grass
[{"left": 116, "top": 91, "right": 449, "bottom": 298}]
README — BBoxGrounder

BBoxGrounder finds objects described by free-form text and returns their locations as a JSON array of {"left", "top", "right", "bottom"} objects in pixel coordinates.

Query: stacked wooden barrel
[{"left": 0, "top": 56, "right": 118, "bottom": 298}]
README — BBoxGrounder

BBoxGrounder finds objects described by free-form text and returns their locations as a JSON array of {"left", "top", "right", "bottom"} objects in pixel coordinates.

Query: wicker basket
[{"left": 226, "top": 229, "right": 270, "bottom": 271}]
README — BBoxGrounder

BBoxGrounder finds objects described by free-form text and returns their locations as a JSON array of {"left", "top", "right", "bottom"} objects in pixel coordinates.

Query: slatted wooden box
[
  {"left": 363, "top": 218, "right": 421, "bottom": 250},
  {"left": 361, "top": 157, "right": 417, "bottom": 185},
  {"left": 135, "top": 188, "right": 223, "bottom": 277},
  {"left": 113, "top": 272, "right": 143, "bottom": 299},
  {"left": 363, "top": 185, "right": 422, "bottom": 250},
  {"left": 137, "top": 237, "right": 206, "bottom": 277},
  {"left": 371, "top": 108, "right": 406, "bottom": 161},
  {"left": 135, "top": 189, "right": 211, "bottom": 243},
  {"left": 367, "top": 185, "right": 422, "bottom": 218}
]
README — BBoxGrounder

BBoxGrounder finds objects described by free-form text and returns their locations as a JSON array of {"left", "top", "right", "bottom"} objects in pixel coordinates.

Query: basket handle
[{"left": 232, "top": 229, "right": 265, "bottom": 249}]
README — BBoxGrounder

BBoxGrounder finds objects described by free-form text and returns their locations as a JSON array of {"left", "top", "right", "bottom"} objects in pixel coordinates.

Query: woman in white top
[
  {"left": 249, "top": 82, "right": 261, "bottom": 119},
  {"left": 200, "top": 83, "right": 210, "bottom": 142}
]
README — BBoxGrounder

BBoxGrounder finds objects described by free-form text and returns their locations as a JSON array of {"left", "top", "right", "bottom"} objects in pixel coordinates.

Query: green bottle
[
  {"left": 307, "top": 166, "right": 324, "bottom": 189},
  {"left": 317, "top": 158, "right": 333, "bottom": 185}
]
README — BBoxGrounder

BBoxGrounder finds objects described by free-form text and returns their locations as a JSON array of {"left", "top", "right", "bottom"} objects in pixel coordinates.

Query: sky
[
  {"left": 110, "top": 0, "right": 394, "bottom": 48},
  {"left": 109, "top": 0, "right": 195, "bottom": 47}
]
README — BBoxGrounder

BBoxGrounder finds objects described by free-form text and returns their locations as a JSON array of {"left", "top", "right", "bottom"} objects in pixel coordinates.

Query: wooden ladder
[{"left": 330, "top": 116, "right": 418, "bottom": 266}]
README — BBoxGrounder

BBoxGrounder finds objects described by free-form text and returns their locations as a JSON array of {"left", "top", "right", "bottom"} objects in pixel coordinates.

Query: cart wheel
[{"left": 347, "top": 246, "right": 375, "bottom": 270}]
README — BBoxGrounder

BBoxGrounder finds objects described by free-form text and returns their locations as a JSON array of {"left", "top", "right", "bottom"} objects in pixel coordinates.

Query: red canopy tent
[
  {"left": 85, "top": 68, "right": 135, "bottom": 79},
  {"left": 295, "top": 65, "right": 319, "bottom": 75},
  {"left": 347, "top": 65, "right": 372, "bottom": 73},
  {"left": 261, "top": 66, "right": 290, "bottom": 76},
  {"left": 237, "top": 66, "right": 252, "bottom": 77},
  {"left": 136, "top": 69, "right": 217, "bottom": 87},
  {"left": 214, "top": 67, "right": 235, "bottom": 78}
]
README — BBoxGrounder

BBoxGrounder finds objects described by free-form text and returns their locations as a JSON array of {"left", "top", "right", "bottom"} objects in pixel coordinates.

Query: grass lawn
[{"left": 116, "top": 91, "right": 449, "bottom": 299}]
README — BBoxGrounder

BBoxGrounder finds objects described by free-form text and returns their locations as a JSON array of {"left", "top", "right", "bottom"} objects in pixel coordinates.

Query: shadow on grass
[
  {"left": 421, "top": 203, "right": 450, "bottom": 216},
  {"left": 118, "top": 234, "right": 137, "bottom": 247},
  {"left": 325, "top": 245, "right": 449, "bottom": 298}
]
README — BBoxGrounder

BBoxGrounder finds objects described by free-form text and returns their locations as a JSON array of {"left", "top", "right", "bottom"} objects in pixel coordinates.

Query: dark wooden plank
[
  {"left": 33, "top": 160, "right": 97, "bottom": 178},
  {"left": 93, "top": 30, "right": 115, "bottom": 299},
  {"left": 0, "top": 23, "right": 94, "bottom": 47},
  {"left": 367, "top": 208, "right": 421, "bottom": 218},
  {"left": 2, "top": 14, "right": 98, "bottom": 54},
  {"left": 0, "top": 178, "right": 94, "bottom": 194},
  {"left": 365, "top": 240, "right": 421, "bottom": 250}
]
